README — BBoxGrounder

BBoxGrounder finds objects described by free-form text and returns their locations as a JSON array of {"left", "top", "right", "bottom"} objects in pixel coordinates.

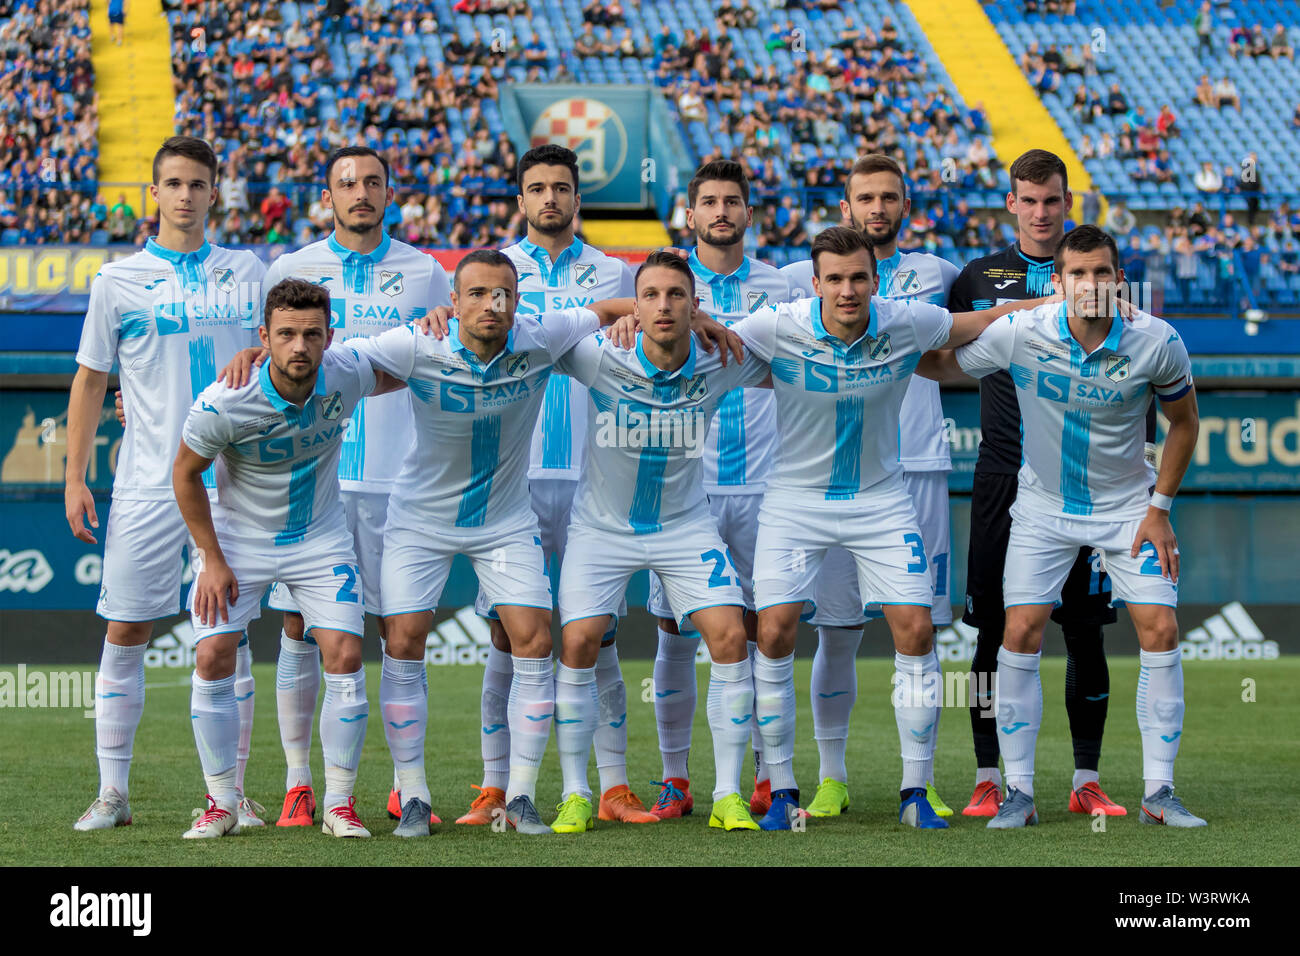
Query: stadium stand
[{"left": 0, "top": 0, "right": 98, "bottom": 244}]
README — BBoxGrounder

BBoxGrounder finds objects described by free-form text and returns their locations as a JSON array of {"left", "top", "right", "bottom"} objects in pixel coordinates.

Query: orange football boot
[{"left": 454, "top": 785, "right": 506, "bottom": 825}]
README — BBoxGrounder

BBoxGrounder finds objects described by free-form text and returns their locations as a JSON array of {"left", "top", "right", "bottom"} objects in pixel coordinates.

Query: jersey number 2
[{"left": 332, "top": 564, "right": 361, "bottom": 603}]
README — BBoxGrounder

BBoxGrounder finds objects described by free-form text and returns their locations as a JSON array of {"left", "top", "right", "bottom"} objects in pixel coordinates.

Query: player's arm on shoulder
[
  {"left": 942, "top": 296, "right": 1057, "bottom": 348},
  {"left": 551, "top": 330, "right": 601, "bottom": 386},
  {"left": 727, "top": 305, "right": 778, "bottom": 363},
  {"left": 915, "top": 349, "right": 975, "bottom": 384},
  {"left": 332, "top": 341, "right": 403, "bottom": 397},
  {"left": 219, "top": 342, "right": 270, "bottom": 388},
  {"left": 952, "top": 308, "right": 1018, "bottom": 378},
  {"left": 539, "top": 306, "right": 603, "bottom": 357},
  {"left": 351, "top": 325, "right": 417, "bottom": 381}
]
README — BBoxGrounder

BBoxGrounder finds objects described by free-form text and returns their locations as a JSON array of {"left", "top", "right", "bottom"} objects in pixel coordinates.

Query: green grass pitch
[{"left": 2, "top": 657, "right": 1295, "bottom": 866}]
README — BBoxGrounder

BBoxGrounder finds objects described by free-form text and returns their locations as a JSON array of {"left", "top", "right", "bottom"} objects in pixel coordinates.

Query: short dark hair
[
  {"left": 517, "top": 144, "right": 580, "bottom": 192},
  {"left": 811, "top": 226, "right": 876, "bottom": 278},
  {"left": 1054, "top": 224, "right": 1120, "bottom": 274},
  {"left": 844, "top": 154, "right": 907, "bottom": 203},
  {"left": 152, "top": 136, "right": 218, "bottom": 186},
  {"left": 263, "top": 278, "right": 331, "bottom": 329},
  {"left": 1009, "top": 148, "right": 1068, "bottom": 196},
  {"left": 453, "top": 249, "right": 519, "bottom": 292},
  {"left": 688, "top": 159, "right": 750, "bottom": 207},
  {"left": 324, "top": 146, "right": 390, "bottom": 190},
  {"left": 635, "top": 250, "right": 696, "bottom": 296}
]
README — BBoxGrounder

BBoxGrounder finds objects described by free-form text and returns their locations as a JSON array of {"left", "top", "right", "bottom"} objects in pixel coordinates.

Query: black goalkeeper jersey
[{"left": 946, "top": 242, "right": 1157, "bottom": 475}]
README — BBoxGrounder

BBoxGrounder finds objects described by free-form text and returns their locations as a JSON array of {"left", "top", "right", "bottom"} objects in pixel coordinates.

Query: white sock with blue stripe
[
  {"left": 234, "top": 638, "right": 254, "bottom": 796},
  {"left": 380, "top": 653, "right": 429, "bottom": 807},
  {"left": 320, "top": 668, "right": 367, "bottom": 810},
  {"left": 480, "top": 645, "right": 513, "bottom": 791},
  {"left": 506, "top": 655, "right": 554, "bottom": 803},
  {"left": 707, "top": 659, "right": 754, "bottom": 800},
  {"left": 994, "top": 647, "right": 1042, "bottom": 797},
  {"left": 747, "top": 640, "right": 767, "bottom": 784},
  {"left": 95, "top": 639, "right": 146, "bottom": 800},
  {"left": 812, "top": 626, "right": 861, "bottom": 782},
  {"left": 655, "top": 628, "right": 697, "bottom": 780},
  {"left": 753, "top": 650, "right": 797, "bottom": 792},
  {"left": 593, "top": 640, "right": 629, "bottom": 793},
  {"left": 555, "top": 663, "right": 597, "bottom": 800},
  {"left": 191, "top": 672, "right": 240, "bottom": 808},
  {"left": 1137, "top": 648, "right": 1183, "bottom": 798},
  {"left": 894, "top": 651, "right": 940, "bottom": 792},
  {"left": 276, "top": 630, "right": 320, "bottom": 791}
]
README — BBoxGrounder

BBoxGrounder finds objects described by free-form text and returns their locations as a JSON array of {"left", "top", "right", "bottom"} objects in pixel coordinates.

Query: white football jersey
[
  {"left": 350, "top": 309, "right": 599, "bottom": 530},
  {"left": 782, "top": 249, "right": 957, "bottom": 471},
  {"left": 263, "top": 232, "right": 452, "bottom": 493},
  {"left": 955, "top": 302, "right": 1193, "bottom": 520},
  {"left": 689, "top": 251, "right": 793, "bottom": 496},
  {"left": 76, "top": 237, "right": 264, "bottom": 500},
  {"left": 182, "top": 347, "right": 377, "bottom": 544},
  {"left": 731, "top": 296, "right": 952, "bottom": 501},
  {"left": 556, "top": 332, "right": 769, "bottom": 534},
  {"left": 505, "top": 238, "right": 636, "bottom": 481}
]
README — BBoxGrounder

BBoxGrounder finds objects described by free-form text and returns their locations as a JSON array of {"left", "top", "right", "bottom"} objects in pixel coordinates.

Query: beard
[
  {"left": 853, "top": 215, "right": 903, "bottom": 249},
  {"left": 694, "top": 222, "right": 744, "bottom": 247},
  {"left": 526, "top": 208, "right": 575, "bottom": 235},
  {"left": 274, "top": 355, "right": 317, "bottom": 384}
]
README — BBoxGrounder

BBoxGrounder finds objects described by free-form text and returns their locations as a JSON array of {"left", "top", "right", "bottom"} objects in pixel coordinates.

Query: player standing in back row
[
  {"left": 66, "top": 136, "right": 265, "bottom": 832},
  {"left": 458, "top": 145, "right": 647, "bottom": 827},
  {"left": 947, "top": 150, "right": 1142, "bottom": 817},
  {"left": 256, "top": 146, "right": 452, "bottom": 828}
]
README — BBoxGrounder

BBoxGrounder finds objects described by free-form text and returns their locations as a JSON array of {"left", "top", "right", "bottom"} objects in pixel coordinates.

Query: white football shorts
[
  {"left": 647, "top": 492, "right": 761, "bottom": 628},
  {"left": 269, "top": 490, "right": 389, "bottom": 616},
  {"left": 560, "top": 518, "right": 744, "bottom": 630},
  {"left": 1003, "top": 499, "right": 1179, "bottom": 609},
  {"left": 190, "top": 522, "right": 363, "bottom": 643}
]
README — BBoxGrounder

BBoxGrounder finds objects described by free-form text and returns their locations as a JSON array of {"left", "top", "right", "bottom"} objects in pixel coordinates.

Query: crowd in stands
[{"left": 0, "top": 0, "right": 99, "bottom": 243}]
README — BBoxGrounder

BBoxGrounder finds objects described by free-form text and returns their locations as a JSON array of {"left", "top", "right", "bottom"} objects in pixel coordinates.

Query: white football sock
[
  {"left": 479, "top": 644, "right": 513, "bottom": 791},
  {"left": 320, "top": 668, "right": 367, "bottom": 810},
  {"left": 506, "top": 655, "right": 554, "bottom": 803},
  {"left": 654, "top": 627, "right": 697, "bottom": 780},
  {"left": 707, "top": 658, "right": 753, "bottom": 800},
  {"left": 1137, "top": 647, "right": 1183, "bottom": 797},
  {"left": 748, "top": 640, "right": 767, "bottom": 784},
  {"left": 555, "top": 663, "right": 597, "bottom": 799},
  {"left": 995, "top": 647, "right": 1042, "bottom": 797},
  {"left": 976, "top": 767, "right": 1003, "bottom": 787},
  {"left": 753, "top": 650, "right": 797, "bottom": 792},
  {"left": 94, "top": 639, "right": 146, "bottom": 799},
  {"left": 811, "top": 626, "right": 861, "bottom": 782},
  {"left": 593, "top": 641, "right": 628, "bottom": 793},
  {"left": 924, "top": 651, "right": 942, "bottom": 785},
  {"left": 276, "top": 630, "right": 320, "bottom": 790},
  {"left": 234, "top": 637, "right": 255, "bottom": 795},
  {"left": 1073, "top": 769, "right": 1099, "bottom": 790},
  {"left": 380, "top": 653, "right": 429, "bottom": 807},
  {"left": 894, "top": 650, "right": 940, "bottom": 792},
  {"left": 190, "top": 672, "right": 240, "bottom": 807}
]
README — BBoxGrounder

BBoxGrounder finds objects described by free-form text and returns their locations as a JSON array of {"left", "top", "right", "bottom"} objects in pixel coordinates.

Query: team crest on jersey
[
  {"left": 321, "top": 391, "right": 344, "bottom": 421},
  {"left": 684, "top": 375, "right": 708, "bottom": 401},
  {"left": 575, "top": 264, "right": 599, "bottom": 290},
  {"left": 506, "top": 352, "right": 531, "bottom": 378},
  {"left": 892, "top": 270, "right": 921, "bottom": 296},
  {"left": 867, "top": 333, "right": 892, "bottom": 361},
  {"left": 1105, "top": 354, "right": 1131, "bottom": 383},
  {"left": 213, "top": 268, "right": 237, "bottom": 293},
  {"left": 747, "top": 290, "right": 769, "bottom": 313},
  {"left": 379, "top": 271, "right": 404, "bottom": 297}
]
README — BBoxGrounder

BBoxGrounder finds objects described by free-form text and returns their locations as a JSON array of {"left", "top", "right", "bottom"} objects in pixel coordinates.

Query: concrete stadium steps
[
  {"left": 90, "top": 0, "right": 175, "bottom": 212},
  {"left": 582, "top": 219, "right": 669, "bottom": 249},
  {"left": 905, "top": 0, "right": 1093, "bottom": 217}
]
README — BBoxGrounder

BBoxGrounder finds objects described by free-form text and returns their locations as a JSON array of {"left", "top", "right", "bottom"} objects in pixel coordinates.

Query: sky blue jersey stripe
[
  {"left": 826, "top": 396, "right": 864, "bottom": 500},
  {"left": 540, "top": 374, "right": 572, "bottom": 470},
  {"left": 188, "top": 335, "right": 218, "bottom": 489},
  {"left": 338, "top": 396, "right": 366, "bottom": 481},
  {"left": 715, "top": 389, "right": 747, "bottom": 485},
  {"left": 275, "top": 455, "right": 318, "bottom": 546},
  {"left": 456, "top": 414, "right": 502, "bottom": 528},
  {"left": 1060, "top": 407, "right": 1093, "bottom": 515},
  {"left": 629, "top": 445, "right": 671, "bottom": 534}
]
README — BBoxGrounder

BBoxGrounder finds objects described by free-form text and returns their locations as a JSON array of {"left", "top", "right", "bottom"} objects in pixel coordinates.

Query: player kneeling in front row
[
  {"left": 926, "top": 225, "right": 1205, "bottom": 828},
  {"left": 173, "top": 278, "right": 405, "bottom": 838},
  {"left": 551, "top": 252, "right": 771, "bottom": 833}
]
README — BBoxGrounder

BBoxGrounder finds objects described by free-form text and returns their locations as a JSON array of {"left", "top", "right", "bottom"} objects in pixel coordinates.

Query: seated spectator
[
  {"left": 1071, "top": 84, "right": 1101, "bottom": 123},
  {"left": 1213, "top": 75, "right": 1240, "bottom": 110},
  {"left": 1031, "top": 62, "right": 1061, "bottom": 93},
  {"left": 1249, "top": 23, "right": 1269, "bottom": 58},
  {"left": 1271, "top": 24, "right": 1295, "bottom": 61},
  {"left": 678, "top": 81, "right": 707, "bottom": 124},
  {"left": 1194, "top": 161, "right": 1222, "bottom": 193},
  {"left": 1151, "top": 149, "right": 1175, "bottom": 184},
  {"left": 574, "top": 23, "right": 600, "bottom": 56},
  {"left": 1106, "top": 83, "right": 1128, "bottom": 115},
  {"left": 1195, "top": 74, "right": 1216, "bottom": 107},
  {"left": 1104, "top": 199, "right": 1136, "bottom": 236},
  {"left": 1228, "top": 25, "right": 1250, "bottom": 57},
  {"left": 1156, "top": 103, "right": 1178, "bottom": 137},
  {"left": 1061, "top": 45, "right": 1085, "bottom": 75},
  {"left": 1078, "top": 134, "right": 1096, "bottom": 159},
  {"left": 1188, "top": 202, "right": 1212, "bottom": 237}
]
